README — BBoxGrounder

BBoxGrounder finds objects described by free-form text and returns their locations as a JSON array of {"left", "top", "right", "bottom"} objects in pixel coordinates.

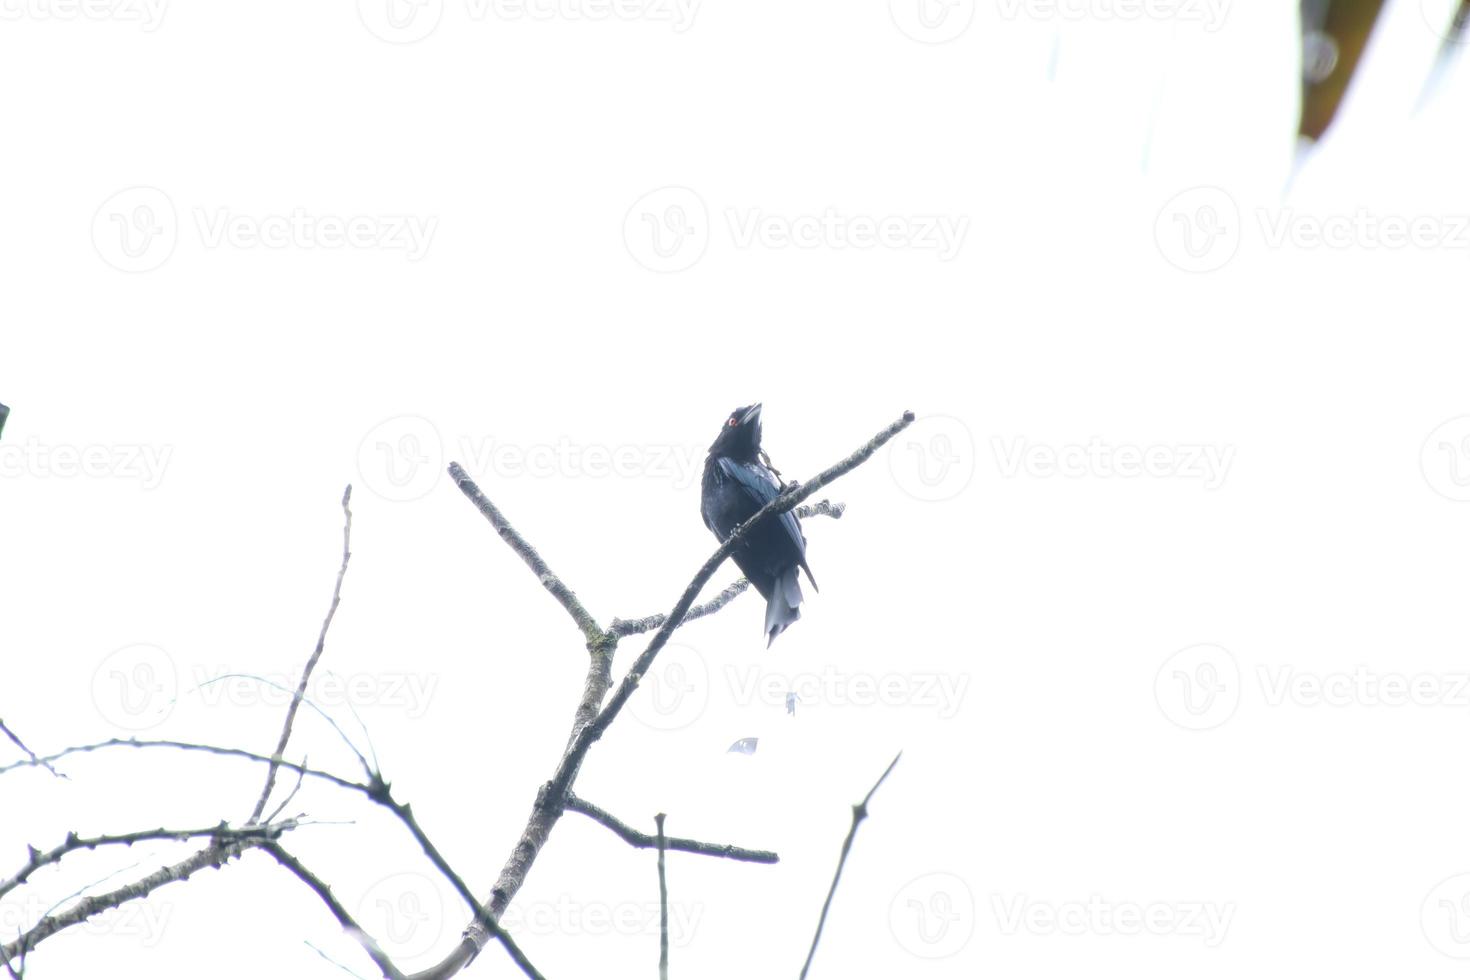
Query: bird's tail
[{"left": 765, "top": 567, "right": 803, "bottom": 648}]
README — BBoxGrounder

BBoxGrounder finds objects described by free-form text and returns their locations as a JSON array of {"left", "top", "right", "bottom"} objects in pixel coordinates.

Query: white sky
[{"left": 3, "top": 1, "right": 1470, "bottom": 978}]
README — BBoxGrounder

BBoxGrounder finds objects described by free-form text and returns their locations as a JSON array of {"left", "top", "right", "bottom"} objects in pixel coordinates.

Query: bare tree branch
[
  {"left": 4, "top": 477, "right": 556, "bottom": 980},
  {"left": 259, "top": 841, "right": 407, "bottom": 980},
  {"left": 2, "top": 835, "right": 258, "bottom": 965},
  {"left": 655, "top": 813, "right": 669, "bottom": 980},
  {"left": 422, "top": 410, "right": 913, "bottom": 979},
  {"left": 565, "top": 796, "right": 777, "bottom": 864},
  {"left": 3, "top": 413, "right": 910, "bottom": 980},
  {"left": 448, "top": 462, "right": 604, "bottom": 647},
  {"left": 0, "top": 820, "right": 297, "bottom": 902},
  {"left": 0, "top": 487, "right": 367, "bottom": 973},
  {"left": 798, "top": 752, "right": 902, "bottom": 980},
  {"left": 365, "top": 786, "right": 547, "bottom": 980},
  {"left": 250, "top": 484, "right": 355, "bottom": 824}
]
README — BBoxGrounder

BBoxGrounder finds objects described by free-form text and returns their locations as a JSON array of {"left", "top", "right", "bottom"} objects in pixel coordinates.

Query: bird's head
[{"left": 708, "top": 403, "right": 763, "bottom": 459}]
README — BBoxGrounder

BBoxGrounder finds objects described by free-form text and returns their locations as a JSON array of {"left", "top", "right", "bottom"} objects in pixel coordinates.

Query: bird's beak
[{"left": 740, "top": 404, "right": 762, "bottom": 425}]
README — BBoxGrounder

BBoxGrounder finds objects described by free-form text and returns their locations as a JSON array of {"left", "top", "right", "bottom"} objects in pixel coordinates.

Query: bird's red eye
[{"left": 728, "top": 418, "right": 738, "bottom": 426}]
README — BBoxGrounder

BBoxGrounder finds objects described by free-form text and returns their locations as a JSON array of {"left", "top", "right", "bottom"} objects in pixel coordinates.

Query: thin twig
[
  {"left": 250, "top": 484, "right": 354, "bottom": 824},
  {"left": 609, "top": 578, "right": 751, "bottom": 638},
  {"left": 798, "top": 752, "right": 902, "bottom": 980},
  {"left": 192, "top": 673, "right": 371, "bottom": 779},
  {"left": 259, "top": 842, "right": 406, "bottom": 980},
  {"left": 566, "top": 796, "right": 777, "bottom": 863},
  {"left": 307, "top": 939, "right": 375, "bottom": 980},
  {"left": 0, "top": 737, "right": 371, "bottom": 796},
  {"left": 263, "top": 756, "right": 310, "bottom": 826},
  {"left": 655, "top": 813, "right": 669, "bottom": 980},
  {"left": 0, "top": 720, "right": 63, "bottom": 779}
]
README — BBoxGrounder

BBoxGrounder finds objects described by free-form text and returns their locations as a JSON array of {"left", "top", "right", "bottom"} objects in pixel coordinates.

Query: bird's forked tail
[{"left": 765, "top": 566, "right": 803, "bottom": 648}]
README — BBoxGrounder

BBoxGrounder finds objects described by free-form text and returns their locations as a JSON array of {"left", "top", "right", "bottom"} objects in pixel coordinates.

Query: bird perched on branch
[{"left": 701, "top": 404, "right": 816, "bottom": 647}]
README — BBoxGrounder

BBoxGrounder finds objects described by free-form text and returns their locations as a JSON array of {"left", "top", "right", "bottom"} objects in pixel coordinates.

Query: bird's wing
[{"left": 715, "top": 457, "right": 817, "bottom": 588}]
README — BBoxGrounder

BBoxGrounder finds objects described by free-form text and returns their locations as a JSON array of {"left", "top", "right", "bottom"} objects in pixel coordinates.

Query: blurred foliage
[
  {"left": 1299, "top": 0, "right": 1469, "bottom": 144},
  {"left": 1299, "top": 0, "right": 1387, "bottom": 142}
]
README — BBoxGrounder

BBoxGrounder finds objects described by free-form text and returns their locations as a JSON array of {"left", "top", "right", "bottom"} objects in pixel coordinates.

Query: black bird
[{"left": 701, "top": 404, "right": 816, "bottom": 646}]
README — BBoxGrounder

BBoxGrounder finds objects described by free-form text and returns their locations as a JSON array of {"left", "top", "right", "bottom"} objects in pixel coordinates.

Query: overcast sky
[{"left": 4, "top": 1, "right": 1470, "bottom": 978}]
